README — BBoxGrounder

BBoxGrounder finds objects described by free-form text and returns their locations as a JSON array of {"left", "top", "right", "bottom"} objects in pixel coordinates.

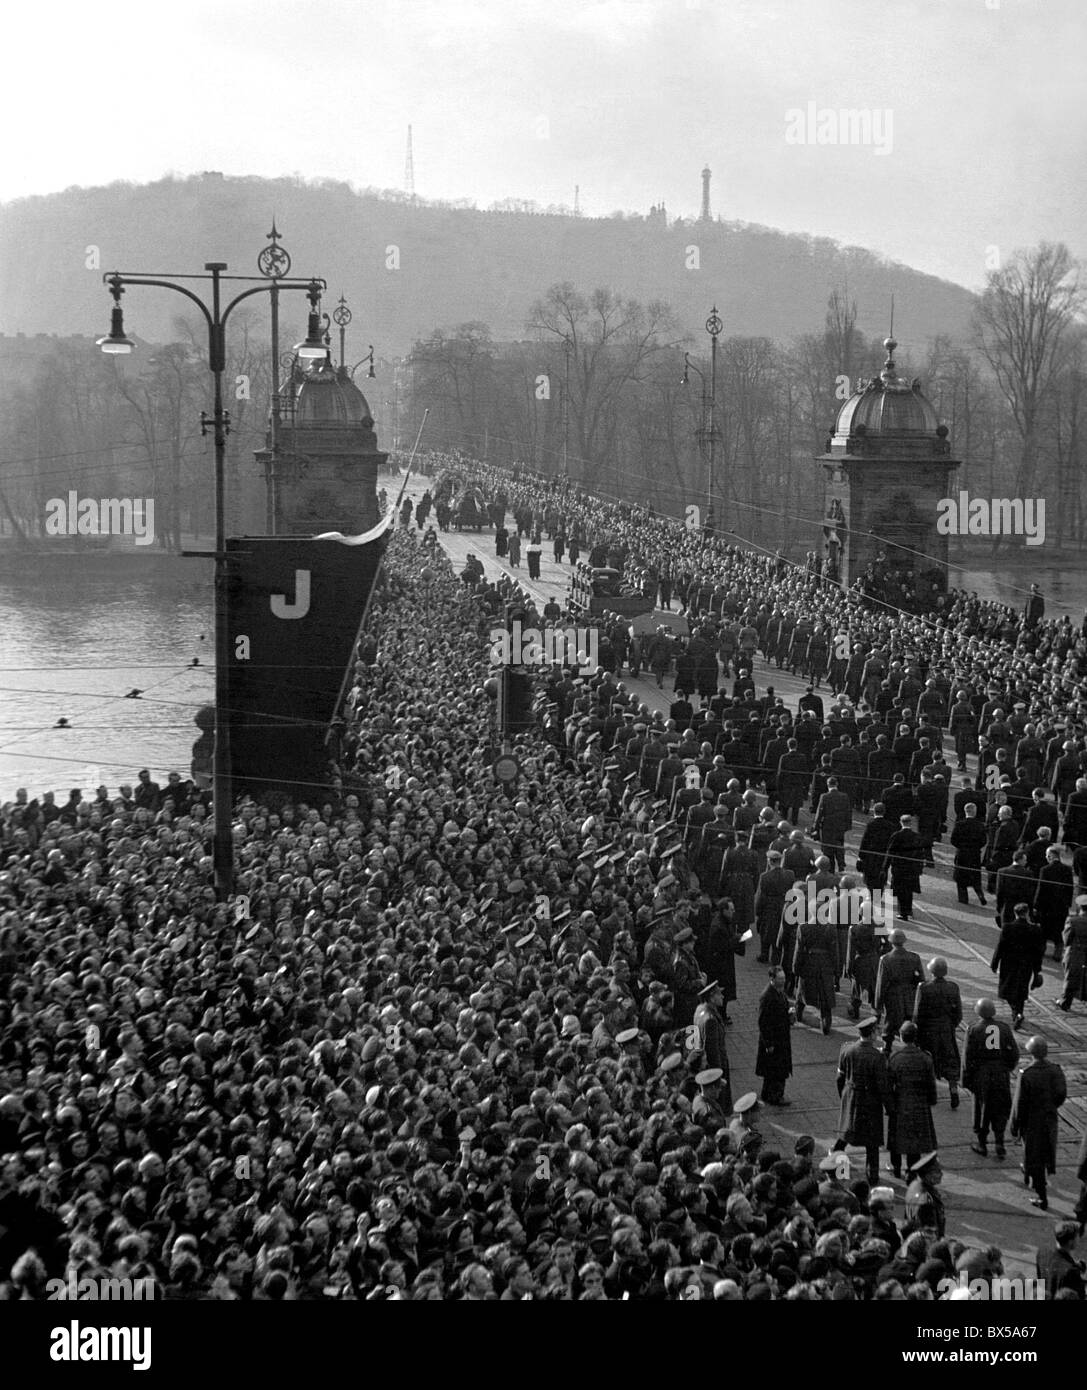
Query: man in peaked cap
[
  {"left": 693, "top": 1068, "right": 730, "bottom": 1131},
  {"left": 693, "top": 979, "right": 729, "bottom": 1081},
  {"left": 904, "top": 1152, "right": 945, "bottom": 1236},
  {"left": 833, "top": 1014, "right": 890, "bottom": 1186}
]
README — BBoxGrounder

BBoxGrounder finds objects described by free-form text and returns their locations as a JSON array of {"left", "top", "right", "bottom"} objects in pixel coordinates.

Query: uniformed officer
[
  {"left": 692, "top": 979, "right": 730, "bottom": 1086},
  {"left": 904, "top": 1152, "right": 945, "bottom": 1237},
  {"left": 693, "top": 1067, "right": 730, "bottom": 1131},
  {"left": 833, "top": 1014, "right": 891, "bottom": 1185}
]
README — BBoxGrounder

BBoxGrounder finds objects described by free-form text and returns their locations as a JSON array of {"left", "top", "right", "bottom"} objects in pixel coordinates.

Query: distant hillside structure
[{"left": 700, "top": 165, "right": 712, "bottom": 221}]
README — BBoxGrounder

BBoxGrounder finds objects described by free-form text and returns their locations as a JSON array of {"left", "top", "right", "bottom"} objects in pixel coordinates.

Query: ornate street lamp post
[{"left": 97, "top": 262, "right": 326, "bottom": 899}]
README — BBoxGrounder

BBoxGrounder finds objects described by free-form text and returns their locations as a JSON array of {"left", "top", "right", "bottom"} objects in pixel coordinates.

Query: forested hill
[{"left": 0, "top": 174, "right": 977, "bottom": 350}]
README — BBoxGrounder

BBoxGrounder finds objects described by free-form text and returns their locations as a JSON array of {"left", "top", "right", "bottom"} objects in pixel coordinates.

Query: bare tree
[{"left": 974, "top": 242, "right": 1083, "bottom": 503}]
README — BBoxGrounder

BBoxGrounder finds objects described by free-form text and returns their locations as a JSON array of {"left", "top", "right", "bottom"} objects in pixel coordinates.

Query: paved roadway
[{"left": 395, "top": 475, "right": 1086, "bottom": 1276}]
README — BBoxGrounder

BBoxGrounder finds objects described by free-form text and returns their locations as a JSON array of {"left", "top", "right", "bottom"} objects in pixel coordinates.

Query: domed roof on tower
[
  {"left": 828, "top": 336, "right": 950, "bottom": 459},
  {"left": 293, "top": 357, "right": 374, "bottom": 429}
]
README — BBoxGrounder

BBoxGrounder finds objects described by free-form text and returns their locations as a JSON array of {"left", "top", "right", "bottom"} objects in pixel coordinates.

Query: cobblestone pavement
[{"left": 395, "top": 476, "right": 1087, "bottom": 1276}]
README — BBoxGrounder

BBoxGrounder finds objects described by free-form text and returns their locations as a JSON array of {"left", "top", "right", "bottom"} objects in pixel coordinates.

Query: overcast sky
[{"left": 3, "top": 0, "right": 1084, "bottom": 289}]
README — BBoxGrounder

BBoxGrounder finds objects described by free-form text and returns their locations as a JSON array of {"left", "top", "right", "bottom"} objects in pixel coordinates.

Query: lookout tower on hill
[
  {"left": 256, "top": 354, "right": 386, "bottom": 535},
  {"left": 816, "top": 336, "right": 959, "bottom": 594}
]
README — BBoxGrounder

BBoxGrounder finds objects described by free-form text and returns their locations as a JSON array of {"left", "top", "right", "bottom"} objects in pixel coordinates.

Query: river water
[
  {"left": 0, "top": 564, "right": 213, "bottom": 798},
  {"left": 2, "top": 556, "right": 1083, "bottom": 800}
]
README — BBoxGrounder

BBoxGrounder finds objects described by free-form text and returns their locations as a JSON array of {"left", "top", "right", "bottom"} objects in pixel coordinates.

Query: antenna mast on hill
[
  {"left": 405, "top": 125, "right": 416, "bottom": 200},
  {"left": 574, "top": 184, "right": 580, "bottom": 216}
]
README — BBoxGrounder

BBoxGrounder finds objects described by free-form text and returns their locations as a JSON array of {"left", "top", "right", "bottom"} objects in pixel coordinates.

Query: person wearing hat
[
  {"left": 887, "top": 1021, "right": 939, "bottom": 1180},
  {"left": 729, "top": 1092, "right": 760, "bottom": 1151},
  {"left": 990, "top": 901, "right": 1045, "bottom": 1030},
  {"left": 756, "top": 967, "right": 793, "bottom": 1106},
  {"left": 1059, "top": 894, "right": 1087, "bottom": 1010},
  {"left": 833, "top": 1014, "right": 890, "bottom": 1186},
  {"left": 671, "top": 925, "right": 702, "bottom": 1028},
  {"left": 913, "top": 958, "right": 963, "bottom": 1109},
  {"left": 693, "top": 1068, "right": 730, "bottom": 1131},
  {"left": 754, "top": 850, "right": 795, "bottom": 965},
  {"left": 692, "top": 979, "right": 730, "bottom": 1089},
  {"left": 903, "top": 1153, "right": 945, "bottom": 1237},
  {"left": 1011, "top": 1036, "right": 1067, "bottom": 1210}
]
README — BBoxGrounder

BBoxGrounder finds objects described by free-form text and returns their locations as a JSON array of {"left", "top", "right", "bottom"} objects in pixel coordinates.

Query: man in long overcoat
[
  {"left": 990, "top": 902, "right": 1044, "bottom": 1029},
  {"left": 755, "top": 967, "right": 793, "bottom": 1106},
  {"left": 812, "top": 775, "right": 852, "bottom": 874},
  {"left": 913, "top": 957, "right": 963, "bottom": 1108},
  {"left": 1034, "top": 846, "right": 1074, "bottom": 960},
  {"left": 776, "top": 741, "right": 811, "bottom": 826},
  {"left": 845, "top": 916, "right": 885, "bottom": 1019},
  {"left": 1011, "top": 1036, "right": 1067, "bottom": 1210},
  {"left": 856, "top": 803, "right": 895, "bottom": 891},
  {"left": 996, "top": 850, "right": 1038, "bottom": 927},
  {"left": 950, "top": 802, "right": 988, "bottom": 906},
  {"left": 874, "top": 929, "right": 924, "bottom": 1055},
  {"left": 793, "top": 909, "right": 839, "bottom": 1035},
  {"left": 834, "top": 1015, "right": 891, "bottom": 1184},
  {"left": 883, "top": 815, "right": 925, "bottom": 920},
  {"left": 887, "top": 1020, "right": 939, "bottom": 1178},
  {"left": 962, "top": 998, "right": 1019, "bottom": 1158},
  {"left": 754, "top": 852, "right": 794, "bottom": 964}
]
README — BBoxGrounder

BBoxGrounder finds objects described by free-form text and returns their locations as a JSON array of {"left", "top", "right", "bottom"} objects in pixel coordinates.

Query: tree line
[{"left": 403, "top": 243, "right": 1085, "bottom": 555}]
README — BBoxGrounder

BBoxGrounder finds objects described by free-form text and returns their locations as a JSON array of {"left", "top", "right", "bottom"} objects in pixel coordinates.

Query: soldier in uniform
[
  {"left": 874, "top": 928, "right": 925, "bottom": 1056},
  {"left": 904, "top": 1153, "right": 946, "bottom": 1238},
  {"left": 1011, "top": 1035, "right": 1068, "bottom": 1210},
  {"left": 692, "top": 980, "right": 730, "bottom": 1089},
  {"left": 833, "top": 1014, "right": 890, "bottom": 1185},
  {"left": 671, "top": 925, "right": 703, "bottom": 1027},
  {"left": 754, "top": 850, "right": 794, "bottom": 963},
  {"left": 962, "top": 998, "right": 1019, "bottom": 1159},
  {"left": 693, "top": 1067, "right": 731, "bottom": 1132},
  {"left": 913, "top": 956, "right": 963, "bottom": 1109}
]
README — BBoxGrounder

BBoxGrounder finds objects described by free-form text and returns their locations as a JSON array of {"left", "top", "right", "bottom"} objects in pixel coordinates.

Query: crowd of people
[{"left": 1, "top": 454, "right": 1086, "bottom": 1300}]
